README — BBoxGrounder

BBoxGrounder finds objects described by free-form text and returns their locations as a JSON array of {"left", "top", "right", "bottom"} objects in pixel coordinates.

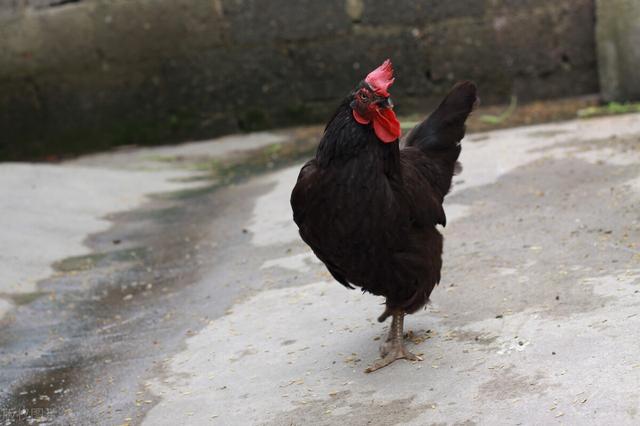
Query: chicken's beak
[{"left": 379, "top": 97, "right": 393, "bottom": 109}]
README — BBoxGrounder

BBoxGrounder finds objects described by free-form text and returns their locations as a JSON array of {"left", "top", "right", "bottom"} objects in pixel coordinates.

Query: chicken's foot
[{"left": 365, "top": 311, "right": 422, "bottom": 373}]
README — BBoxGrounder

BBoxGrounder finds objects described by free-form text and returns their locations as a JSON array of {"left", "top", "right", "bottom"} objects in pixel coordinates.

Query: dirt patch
[
  {"left": 478, "top": 366, "right": 553, "bottom": 401},
  {"left": 262, "top": 391, "right": 437, "bottom": 426}
]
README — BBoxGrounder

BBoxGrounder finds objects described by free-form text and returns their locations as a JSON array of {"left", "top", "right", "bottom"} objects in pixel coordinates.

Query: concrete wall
[
  {"left": 596, "top": 0, "right": 640, "bottom": 102},
  {"left": 0, "top": 0, "right": 598, "bottom": 160}
]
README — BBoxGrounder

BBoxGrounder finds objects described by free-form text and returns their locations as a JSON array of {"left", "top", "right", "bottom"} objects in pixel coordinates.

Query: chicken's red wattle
[{"left": 352, "top": 108, "right": 401, "bottom": 143}]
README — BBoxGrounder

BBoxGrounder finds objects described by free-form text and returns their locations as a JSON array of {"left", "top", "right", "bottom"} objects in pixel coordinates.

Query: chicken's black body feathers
[{"left": 291, "top": 82, "right": 477, "bottom": 313}]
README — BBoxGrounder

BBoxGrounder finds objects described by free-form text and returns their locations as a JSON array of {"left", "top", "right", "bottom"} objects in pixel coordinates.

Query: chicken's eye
[{"left": 359, "top": 91, "right": 369, "bottom": 101}]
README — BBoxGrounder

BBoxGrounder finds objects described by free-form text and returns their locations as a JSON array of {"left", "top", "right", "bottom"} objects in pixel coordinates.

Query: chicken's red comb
[{"left": 365, "top": 59, "right": 395, "bottom": 97}]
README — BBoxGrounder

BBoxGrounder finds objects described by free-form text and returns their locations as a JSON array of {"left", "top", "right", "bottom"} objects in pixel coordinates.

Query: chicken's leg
[{"left": 365, "top": 311, "right": 422, "bottom": 373}]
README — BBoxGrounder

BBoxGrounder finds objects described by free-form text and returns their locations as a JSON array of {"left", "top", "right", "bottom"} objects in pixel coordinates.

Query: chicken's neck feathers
[{"left": 316, "top": 101, "right": 400, "bottom": 176}]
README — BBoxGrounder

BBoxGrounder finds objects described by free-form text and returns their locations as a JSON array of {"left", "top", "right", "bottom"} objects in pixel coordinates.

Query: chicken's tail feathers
[
  {"left": 405, "top": 81, "right": 478, "bottom": 153},
  {"left": 404, "top": 81, "right": 477, "bottom": 196}
]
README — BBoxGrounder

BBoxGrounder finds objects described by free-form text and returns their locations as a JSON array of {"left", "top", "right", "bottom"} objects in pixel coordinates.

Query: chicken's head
[{"left": 350, "top": 59, "right": 401, "bottom": 143}]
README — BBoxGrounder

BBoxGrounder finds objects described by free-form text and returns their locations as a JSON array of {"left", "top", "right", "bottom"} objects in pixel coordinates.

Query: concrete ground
[{"left": 1, "top": 114, "right": 639, "bottom": 425}]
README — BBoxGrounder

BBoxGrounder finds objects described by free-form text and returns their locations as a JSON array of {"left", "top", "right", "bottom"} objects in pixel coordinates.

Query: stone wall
[
  {"left": 0, "top": 0, "right": 598, "bottom": 160},
  {"left": 596, "top": 0, "right": 640, "bottom": 102}
]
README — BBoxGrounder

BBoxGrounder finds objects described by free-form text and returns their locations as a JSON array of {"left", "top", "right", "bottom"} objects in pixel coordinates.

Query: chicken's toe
[{"left": 365, "top": 344, "right": 422, "bottom": 373}]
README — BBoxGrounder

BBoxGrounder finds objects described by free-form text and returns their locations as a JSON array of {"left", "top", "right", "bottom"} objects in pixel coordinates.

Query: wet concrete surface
[
  {"left": 1, "top": 116, "right": 640, "bottom": 425},
  {"left": 0, "top": 129, "right": 320, "bottom": 425}
]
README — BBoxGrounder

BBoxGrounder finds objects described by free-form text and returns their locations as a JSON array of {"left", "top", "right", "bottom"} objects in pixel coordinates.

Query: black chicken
[{"left": 291, "top": 60, "right": 477, "bottom": 372}]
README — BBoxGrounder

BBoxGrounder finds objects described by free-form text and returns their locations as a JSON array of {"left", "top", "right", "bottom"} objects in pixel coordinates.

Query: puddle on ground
[
  {"left": 0, "top": 291, "right": 44, "bottom": 307},
  {"left": 7, "top": 365, "right": 76, "bottom": 425},
  {"left": 53, "top": 247, "right": 148, "bottom": 273}
]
